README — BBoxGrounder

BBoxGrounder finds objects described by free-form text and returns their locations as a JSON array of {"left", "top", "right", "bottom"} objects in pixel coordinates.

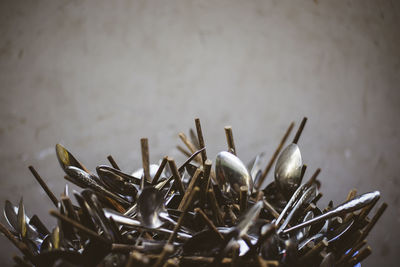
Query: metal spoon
[
  {"left": 274, "top": 117, "right": 307, "bottom": 199},
  {"left": 103, "top": 208, "right": 191, "bottom": 240},
  {"left": 215, "top": 151, "right": 253, "bottom": 194},
  {"left": 278, "top": 184, "right": 317, "bottom": 233},
  {"left": 55, "top": 144, "right": 89, "bottom": 173},
  {"left": 283, "top": 191, "right": 380, "bottom": 234},
  {"left": 137, "top": 187, "right": 166, "bottom": 229},
  {"left": 247, "top": 152, "right": 265, "bottom": 189},
  {"left": 274, "top": 143, "right": 303, "bottom": 198},
  {"left": 65, "top": 166, "right": 130, "bottom": 206}
]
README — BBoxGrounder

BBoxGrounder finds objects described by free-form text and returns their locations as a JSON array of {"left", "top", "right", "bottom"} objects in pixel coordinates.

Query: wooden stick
[
  {"left": 178, "top": 168, "right": 202, "bottom": 211},
  {"left": 194, "top": 208, "right": 224, "bottom": 241},
  {"left": 239, "top": 186, "right": 248, "bottom": 213},
  {"left": 107, "top": 155, "right": 120, "bottom": 170},
  {"left": 358, "top": 202, "right": 387, "bottom": 242},
  {"left": 224, "top": 126, "right": 236, "bottom": 155},
  {"left": 178, "top": 133, "right": 202, "bottom": 163},
  {"left": 208, "top": 188, "right": 224, "bottom": 226},
  {"left": 300, "top": 164, "right": 307, "bottom": 181},
  {"left": 299, "top": 238, "right": 328, "bottom": 264},
  {"left": 125, "top": 250, "right": 150, "bottom": 266},
  {"left": 181, "top": 256, "right": 232, "bottom": 264},
  {"left": 231, "top": 242, "right": 240, "bottom": 267},
  {"left": 263, "top": 199, "right": 280, "bottom": 219},
  {"left": 178, "top": 133, "right": 197, "bottom": 154},
  {"left": 189, "top": 128, "right": 200, "bottom": 149},
  {"left": 336, "top": 239, "right": 366, "bottom": 265},
  {"left": 348, "top": 246, "right": 372, "bottom": 266},
  {"left": 293, "top": 117, "right": 307, "bottom": 144},
  {"left": 258, "top": 122, "right": 294, "bottom": 189},
  {"left": 195, "top": 118, "right": 207, "bottom": 164},
  {"left": 152, "top": 156, "right": 168, "bottom": 185},
  {"left": 202, "top": 159, "right": 213, "bottom": 202},
  {"left": 305, "top": 168, "right": 321, "bottom": 186},
  {"left": 167, "top": 157, "right": 185, "bottom": 195},
  {"left": 0, "top": 222, "right": 36, "bottom": 265},
  {"left": 140, "top": 138, "right": 150, "bottom": 183},
  {"left": 346, "top": 189, "right": 358, "bottom": 201},
  {"left": 49, "top": 210, "right": 110, "bottom": 244},
  {"left": 28, "top": 166, "right": 58, "bottom": 207},
  {"left": 153, "top": 244, "right": 174, "bottom": 267},
  {"left": 176, "top": 145, "right": 192, "bottom": 158},
  {"left": 167, "top": 187, "right": 200, "bottom": 243}
]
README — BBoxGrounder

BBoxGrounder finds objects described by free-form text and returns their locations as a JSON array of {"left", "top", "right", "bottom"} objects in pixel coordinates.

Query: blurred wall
[{"left": 0, "top": 0, "right": 399, "bottom": 266}]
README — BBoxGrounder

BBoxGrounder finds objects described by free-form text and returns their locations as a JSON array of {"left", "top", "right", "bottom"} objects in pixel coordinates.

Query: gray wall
[{"left": 0, "top": 0, "right": 399, "bottom": 266}]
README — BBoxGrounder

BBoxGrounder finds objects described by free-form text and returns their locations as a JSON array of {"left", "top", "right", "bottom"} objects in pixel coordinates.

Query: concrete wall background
[{"left": 0, "top": 0, "right": 399, "bottom": 266}]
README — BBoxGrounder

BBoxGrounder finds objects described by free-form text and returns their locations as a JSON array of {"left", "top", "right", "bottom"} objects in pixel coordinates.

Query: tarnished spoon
[
  {"left": 215, "top": 151, "right": 253, "bottom": 194},
  {"left": 55, "top": 144, "right": 89, "bottom": 173},
  {"left": 283, "top": 191, "right": 380, "bottom": 234},
  {"left": 65, "top": 166, "right": 130, "bottom": 206}
]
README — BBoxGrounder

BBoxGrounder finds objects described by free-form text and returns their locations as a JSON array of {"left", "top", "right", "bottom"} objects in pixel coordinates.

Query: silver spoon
[
  {"left": 215, "top": 151, "right": 253, "bottom": 194},
  {"left": 274, "top": 118, "right": 307, "bottom": 198},
  {"left": 283, "top": 191, "right": 380, "bottom": 234},
  {"left": 278, "top": 184, "right": 317, "bottom": 233},
  {"left": 137, "top": 187, "right": 168, "bottom": 229},
  {"left": 103, "top": 208, "right": 191, "bottom": 240},
  {"left": 65, "top": 166, "right": 130, "bottom": 206},
  {"left": 247, "top": 153, "right": 265, "bottom": 190}
]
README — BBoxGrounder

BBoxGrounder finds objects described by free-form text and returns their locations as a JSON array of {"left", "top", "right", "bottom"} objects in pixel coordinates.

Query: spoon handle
[{"left": 283, "top": 191, "right": 380, "bottom": 234}]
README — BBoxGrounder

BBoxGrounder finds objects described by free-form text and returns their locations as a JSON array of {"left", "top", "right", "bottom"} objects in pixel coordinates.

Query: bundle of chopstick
[{"left": 0, "top": 117, "right": 386, "bottom": 267}]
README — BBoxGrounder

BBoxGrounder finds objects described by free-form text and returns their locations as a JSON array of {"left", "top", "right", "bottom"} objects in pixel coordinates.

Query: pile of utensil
[{"left": 1, "top": 117, "right": 386, "bottom": 267}]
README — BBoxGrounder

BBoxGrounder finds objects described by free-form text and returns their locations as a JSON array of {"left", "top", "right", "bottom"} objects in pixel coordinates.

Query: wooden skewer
[
  {"left": 49, "top": 210, "right": 110, "bottom": 245},
  {"left": 208, "top": 188, "right": 224, "bottom": 226},
  {"left": 293, "top": 117, "right": 307, "bottom": 144},
  {"left": 178, "top": 168, "right": 202, "bottom": 211},
  {"left": 305, "top": 168, "right": 321, "bottom": 186},
  {"left": 263, "top": 199, "right": 280, "bottom": 219},
  {"left": 258, "top": 122, "right": 294, "bottom": 189},
  {"left": 125, "top": 250, "right": 150, "bottom": 266},
  {"left": 195, "top": 118, "right": 207, "bottom": 164},
  {"left": 140, "top": 138, "right": 150, "bottom": 183},
  {"left": 176, "top": 145, "right": 192, "bottom": 158},
  {"left": 0, "top": 222, "right": 36, "bottom": 265},
  {"left": 300, "top": 164, "right": 307, "bottom": 181},
  {"left": 178, "top": 133, "right": 197, "bottom": 154},
  {"left": 151, "top": 156, "right": 168, "bottom": 185},
  {"left": 167, "top": 187, "right": 200, "bottom": 243},
  {"left": 239, "top": 186, "right": 248, "bottom": 213},
  {"left": 189, "top": 128, "right": 200, "bottom": 149},
  {"left": 224, "top": 126, "right": 236, "bottom": 155},
  {"left": 231, "top": 242, "right": 240, "bottom": 267},
  {"left": 358, "top": 202, "right": 387, "bottom": 242},
  {"left": 346, "top": 189, "right": 358, "bottom": 201},
  {"left": 107, "top": 155, "right": 120, "bottom": 170},
  {"left": 336, "top": 239, "right": 366, "bottom": 265},
  {"left": 153, "top": 244, "right": 174, "bottom": 267},
  {"left": 202, "top": 159, "right": 212, "bottom": 201},
  {"left": 299, "top": 238, "right": 328, "bottom": 264},
  {"left": 167, "top": 157, "right": 185, "bottom": 195},
  {"left": 348, "top": 245, "right": 372, "bottom": 266},
  {"left": 178, "top": 133, "right": 202, "bottom": 163},
  {"left": 194, "top": 208, "right": 224, "bottom": 241},
  {"left": 312, "top": 193, "right": 323, "bottom": 204},
  {"left": 181, "top": 256, "right": 232, "bottom": 264},
  {"left": 28, "top": 166, "right": 58, "bottom": 207}
]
